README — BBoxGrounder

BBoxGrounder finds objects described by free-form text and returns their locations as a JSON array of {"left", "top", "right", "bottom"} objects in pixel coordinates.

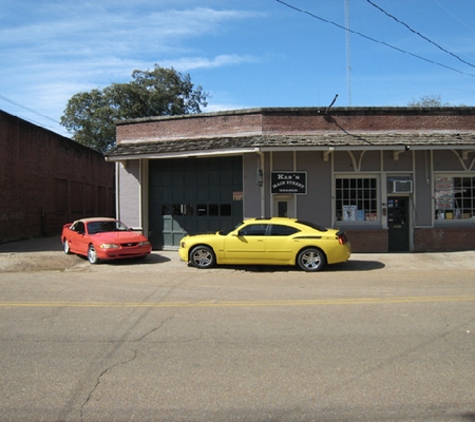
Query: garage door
[{"left": 149, "top": 156, "right": 243, "bottom": 249}]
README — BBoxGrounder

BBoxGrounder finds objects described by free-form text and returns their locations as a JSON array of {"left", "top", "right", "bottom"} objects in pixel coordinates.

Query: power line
[
  {"left": 0, "top": 94, "right": 60, "bottom": 124},
  {"left": 275, "top": 0, "right": 475, "bottom": 79},
  {"left": 365, "top": 0, "right": 475, "bottom": 70},
  {"left": 0, "top": 93, "right": 70, "bottom": 136}
]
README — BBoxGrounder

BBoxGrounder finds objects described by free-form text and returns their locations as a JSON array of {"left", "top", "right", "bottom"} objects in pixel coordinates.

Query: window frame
[
  {"left": 334, "top": 175, "right": 380, "bottom": 225},
  {"left": 434, "top": 173, "right": 475, "bottom": 224}
]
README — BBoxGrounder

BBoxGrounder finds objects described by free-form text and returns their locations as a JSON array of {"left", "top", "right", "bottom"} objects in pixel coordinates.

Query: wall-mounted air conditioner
[{"left": 392, "top": 180, "right": 413, "bottom": 193}]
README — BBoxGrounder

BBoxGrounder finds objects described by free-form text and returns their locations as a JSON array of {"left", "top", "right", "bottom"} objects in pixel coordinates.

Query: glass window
[
  {"left": 72, "top": 222, "right": 85, "bottom": 233},
  {"left": 435, "top": 176, "right": 475, "bottom": 220},
  {"left": 172, "top": 204, "right": 194, "bottom": 216},
  {"left": 197, "top": 204, "right": 208, "bottom": 216},
  {"left": 268, "top": 225, "right": 299, "bottom": 236},
  {"left": 220, "top": 204, "right": 232, "bottom": 216},
  {"left": 209, "top": 204, "right": 219, "bottom": 216},
  {"left": 336, "top": 177, "right": 378, "bottom": 222},
  {"left": 239, "top": 224, "right": 268, "bottom": 236}
]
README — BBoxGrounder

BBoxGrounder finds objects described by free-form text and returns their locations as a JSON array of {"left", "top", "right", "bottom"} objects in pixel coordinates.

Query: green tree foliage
[
  {"left": 61, "top": 65, "right": 208, "bottom": 152},
  {"left": 407, "top": 95, "right": 449, "bottom": 108}
]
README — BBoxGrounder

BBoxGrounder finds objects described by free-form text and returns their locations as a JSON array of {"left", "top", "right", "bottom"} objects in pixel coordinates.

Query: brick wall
[
  {"left": 414, "top": 227, "right": 475, "bottom": 252},
  {"left": 0, "top": 111, "right": 115, "bottom": 243},
  {"left": 117, "top": 107, "right": 475, "bottom": 143},
  {"left": 345, "top": 229, "right": 388, "bottom": 253}
]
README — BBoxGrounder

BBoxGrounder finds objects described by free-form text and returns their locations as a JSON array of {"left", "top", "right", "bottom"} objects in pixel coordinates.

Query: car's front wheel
[
  {"left": 190, "top": 246, "right": 215, "bottom": 269},
  {"left": 297, "top": 248, "right": 326, "bottom": 272},
  {"left": 63, "top": 240, "right": 71, "bottom": 254},
  {"left": 87, "top": 245, "right": 99, "bottom": 264}
]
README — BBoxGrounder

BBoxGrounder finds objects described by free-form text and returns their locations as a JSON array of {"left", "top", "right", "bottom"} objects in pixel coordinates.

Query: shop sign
[{"left": 271, "top": 172, "right": 307, "bottom": 194}]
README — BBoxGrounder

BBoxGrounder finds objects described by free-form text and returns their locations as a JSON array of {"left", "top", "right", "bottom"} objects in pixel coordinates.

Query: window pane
[
  {"left": 220, "top": 204, "right": 231, "bottom": 216},
  {"left": 269, "top": 225, "right": 299, "bottom": 236},
  {"left": 335, "top": 177, "right": 378, "bottom": 222},
  {"left": 435, "top": 176, "right": 475, "bottom": 220}
]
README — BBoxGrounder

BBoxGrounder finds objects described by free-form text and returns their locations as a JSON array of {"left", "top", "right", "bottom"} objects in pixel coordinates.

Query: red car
[{"left": 61, "top": 217, "right": 152, "bottom": 264}]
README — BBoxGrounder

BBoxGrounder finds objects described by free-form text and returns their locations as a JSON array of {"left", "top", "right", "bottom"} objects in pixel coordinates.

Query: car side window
[
  {"left": 239, "top": 224, "right": 268, "bottom": 236},
  {"left": 73, "top": 222, "right": 85, "bottom": 233},
  {"left": 268, "top": 224, "right": 300, "bottom": 236}
]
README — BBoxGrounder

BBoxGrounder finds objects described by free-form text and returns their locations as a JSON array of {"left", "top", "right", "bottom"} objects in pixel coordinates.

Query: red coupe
[{"left": 61, "top": 217, "right": 152, "bottom": 264}]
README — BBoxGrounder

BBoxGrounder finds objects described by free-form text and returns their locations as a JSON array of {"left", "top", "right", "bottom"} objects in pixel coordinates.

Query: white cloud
[
  {"left": 0, "top": 1, "right": 265, "bottom": 130},
  {"left": 161, "top": 54, "right": 262, "bottom": 72}
]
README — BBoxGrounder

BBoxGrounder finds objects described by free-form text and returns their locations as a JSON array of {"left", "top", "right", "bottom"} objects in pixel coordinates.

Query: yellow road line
[{"left": 1, "top": 296, "right": 475, "bottom": 308}]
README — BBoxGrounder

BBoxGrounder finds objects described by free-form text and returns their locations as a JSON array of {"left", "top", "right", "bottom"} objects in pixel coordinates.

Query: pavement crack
[
  {"left": 80, "top": 349, "right": 138, "bottom": 422},
  {"left": 79, "top": 316, "right": 174, "bottom": 421}
]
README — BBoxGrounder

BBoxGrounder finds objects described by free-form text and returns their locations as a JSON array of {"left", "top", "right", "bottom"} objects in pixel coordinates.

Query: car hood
[
  {"left": 182, "top": 232, "right": 223, "bottom": 240},
  {"left": 91, "top": 232, "right": 148, "bottom": 243}
]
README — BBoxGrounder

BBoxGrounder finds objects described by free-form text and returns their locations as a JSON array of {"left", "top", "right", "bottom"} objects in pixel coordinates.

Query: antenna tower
[{"left": 344, "top": 0, "right": 352, "bottom": 106}]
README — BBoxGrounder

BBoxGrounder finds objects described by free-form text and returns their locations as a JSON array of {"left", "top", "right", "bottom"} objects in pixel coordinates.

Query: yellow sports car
[{"left": 179, "top": 217, "right": 351, "bottom": 272}]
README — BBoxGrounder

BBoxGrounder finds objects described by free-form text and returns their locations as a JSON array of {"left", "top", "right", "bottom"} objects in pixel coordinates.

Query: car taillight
[{"left": 337, "top": 232, "right": 348, "bottom": 245}]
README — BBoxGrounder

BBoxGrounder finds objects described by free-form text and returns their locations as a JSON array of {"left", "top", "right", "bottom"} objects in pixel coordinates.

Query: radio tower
[{"left": 344, "top": 0, "right": 352, "bottom": 106}]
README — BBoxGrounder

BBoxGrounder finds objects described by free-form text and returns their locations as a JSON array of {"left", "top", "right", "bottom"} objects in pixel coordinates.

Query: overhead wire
[
  {"left": 365, "top": 0, "right": 475, "bottom": 70},
  {"left": 275, "top": 0, "right": 475, "bottom": 79},
  {"left": 433, "top": 0, "right": 475, "bottom": 36},
  {"left": 0, "top": 93, "right": 70, "bottom": 136}
]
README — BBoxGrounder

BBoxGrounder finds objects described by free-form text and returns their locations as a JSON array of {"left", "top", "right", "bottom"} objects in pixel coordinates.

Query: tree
[
  {"left": 407, "top": 95, "right": 449, "bottom": 108},
  {"left": 61, "top": 65, "right": 208, "bottom": 152}
]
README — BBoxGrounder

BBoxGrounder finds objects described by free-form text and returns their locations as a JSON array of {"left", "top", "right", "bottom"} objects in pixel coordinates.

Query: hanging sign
[{"left": 271, "top": 172, "right": 307, "bottom": 194}]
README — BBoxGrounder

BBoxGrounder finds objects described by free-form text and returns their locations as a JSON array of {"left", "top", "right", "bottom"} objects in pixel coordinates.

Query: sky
[{"left": 1, "top": 0, "right": 475, "bottom": 137}]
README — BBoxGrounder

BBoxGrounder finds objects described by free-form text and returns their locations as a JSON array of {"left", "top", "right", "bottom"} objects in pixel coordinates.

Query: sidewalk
[{"left": 1, "top": 235, "right": 475, "bottom": 272}]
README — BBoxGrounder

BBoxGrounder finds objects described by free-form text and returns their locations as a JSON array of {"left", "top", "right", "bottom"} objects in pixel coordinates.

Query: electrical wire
[
  {"left": 275, "top": 0, "right": 475, "bottom": 79},
  {"left": 0, "top": 93, "right": 70, "bottom": 136},
  {"left": 365, "top": 0, "right": 475, "bottom": 70}
]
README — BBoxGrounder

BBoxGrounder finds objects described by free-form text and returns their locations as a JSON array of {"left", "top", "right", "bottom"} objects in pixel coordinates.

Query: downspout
[
  {"left": 115, "top": 162, "right": 121, "bottom": 220},
  {"left": 257, "top": 151, "right": 265, "bottom": 218}
]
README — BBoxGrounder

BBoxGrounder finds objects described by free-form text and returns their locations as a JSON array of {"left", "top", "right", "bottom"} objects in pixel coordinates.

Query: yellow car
[{"left": 179, "top": 217, "right": 351, "bottom": 272}]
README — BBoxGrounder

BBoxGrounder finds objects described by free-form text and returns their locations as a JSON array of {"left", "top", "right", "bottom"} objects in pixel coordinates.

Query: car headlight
[
  {"left": 100, "top": 243, "right": 119, "bottom": 249},
  {"left": 139, "top": 241, "right": 150, "bottom": 246}
]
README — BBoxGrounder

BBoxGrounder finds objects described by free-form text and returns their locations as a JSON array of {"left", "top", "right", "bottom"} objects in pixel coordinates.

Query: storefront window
[
  {"left": 435, "top": 176, "right": 475, "bottom": 220},
  {"left": 335, "top": 177, "right": 378, "bottom": 222}
]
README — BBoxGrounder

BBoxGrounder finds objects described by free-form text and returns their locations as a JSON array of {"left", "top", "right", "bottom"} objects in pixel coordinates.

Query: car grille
[{"left": 121, "top": 243, "right": 139, "bottom": 247}]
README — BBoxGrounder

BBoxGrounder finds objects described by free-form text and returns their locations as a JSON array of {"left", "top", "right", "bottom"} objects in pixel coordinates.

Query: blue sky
[{"left": 1, "top": 0, "right": 475, "bottom": 136}]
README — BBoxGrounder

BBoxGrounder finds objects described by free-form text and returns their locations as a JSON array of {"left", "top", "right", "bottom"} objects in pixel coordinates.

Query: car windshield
[{"left": 88, "top": 220, "right": 129, "bottom": 234}]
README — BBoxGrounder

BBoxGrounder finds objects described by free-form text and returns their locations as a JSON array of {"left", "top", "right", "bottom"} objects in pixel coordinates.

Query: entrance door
[
  {"left": 273, "top": 195, "right": 295, "bottom": 218},
  {"left": 387, "top": 197, "right": 410, "bottom": 252}
]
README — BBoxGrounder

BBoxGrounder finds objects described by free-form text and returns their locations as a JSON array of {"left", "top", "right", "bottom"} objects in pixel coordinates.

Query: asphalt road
[{"left": 1, "top": 237, "right": 475, "bottom": 421}]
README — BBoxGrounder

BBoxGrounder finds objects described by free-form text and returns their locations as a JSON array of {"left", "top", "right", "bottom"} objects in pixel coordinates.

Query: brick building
[
  {"left": 0, "top": 110, "right": 115, "bottom": 243},
  {"left": 106, "top": 107, "right": 475, "bottom": 252}
]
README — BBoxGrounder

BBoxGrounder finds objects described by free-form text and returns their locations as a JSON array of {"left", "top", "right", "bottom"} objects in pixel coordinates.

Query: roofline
[
  {"left": 106, "top": 145, "right": 475, "bottom": 161},
  {"left": 116, "top": 106, "right": 475, "bottom": 126},
  {"left": 105, "top": 148, "right": 261, "bottom": 161}
]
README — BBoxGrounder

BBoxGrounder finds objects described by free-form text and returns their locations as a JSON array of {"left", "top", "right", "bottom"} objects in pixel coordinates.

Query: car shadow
[
  {"left": 215, "top": 259, "right": 385, "bottom": 273},
  {"left": 78, "top": 253, "right": 170, "bottom": 266}
]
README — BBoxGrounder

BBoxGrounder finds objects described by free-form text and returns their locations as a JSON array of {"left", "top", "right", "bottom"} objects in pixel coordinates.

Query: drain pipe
[{"left": 257, "top": 151, "right": 265, "bottom": 218}]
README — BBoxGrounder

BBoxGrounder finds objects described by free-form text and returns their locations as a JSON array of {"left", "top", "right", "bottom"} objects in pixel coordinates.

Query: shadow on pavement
[
  {"left": 0, "top": 236, "right": 62, "bottom": 253},
  {"left": 216, "top": 259, "right": 385, "bottom": 273}
]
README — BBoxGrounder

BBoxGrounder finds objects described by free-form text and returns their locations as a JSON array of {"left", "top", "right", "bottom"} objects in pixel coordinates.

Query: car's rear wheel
[
  {"left": 63, "top": 240, "right": 71, "bottom": 254},
  {"left": 190, "top": 246, "right": 215, "bottom": 269},
  {"left": 297, "top": 248, "right": 326, "bottom": 272},
  {"left": 87, "top": 245, "right": 99, "bottom": 264}
]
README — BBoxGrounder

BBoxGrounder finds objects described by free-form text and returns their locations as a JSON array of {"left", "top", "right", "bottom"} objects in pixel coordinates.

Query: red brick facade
[
  {"left": 117, "top": 107, "right": 475, "bottom": 143},
  {"left": 0, "top": 110, "right": 115, "bottom": 243}
]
